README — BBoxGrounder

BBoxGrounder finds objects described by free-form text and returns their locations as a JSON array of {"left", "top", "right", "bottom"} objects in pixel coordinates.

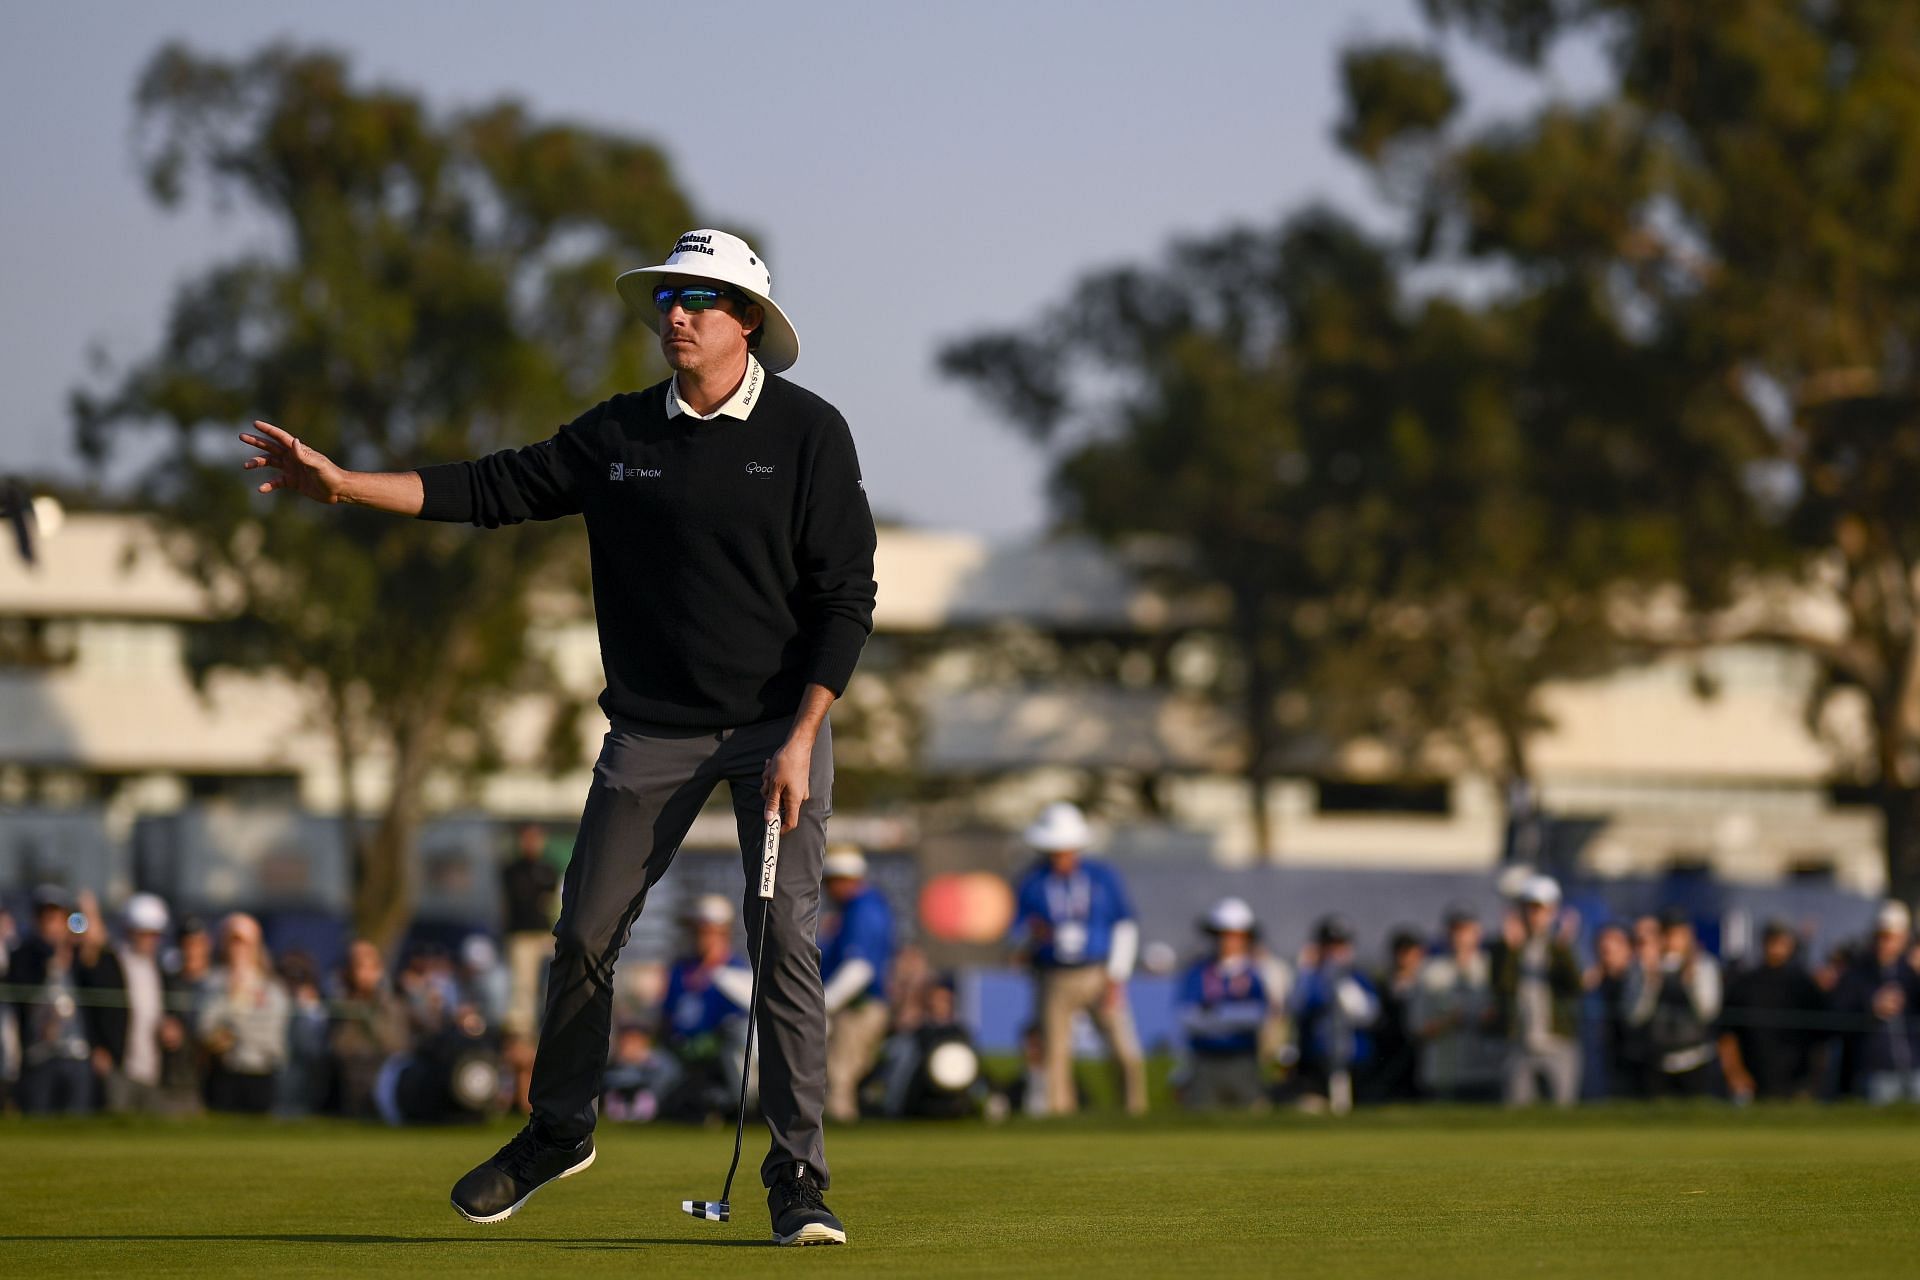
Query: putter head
[{"left": 682, "top": 1199, "right": 730, "bottom": 1222}]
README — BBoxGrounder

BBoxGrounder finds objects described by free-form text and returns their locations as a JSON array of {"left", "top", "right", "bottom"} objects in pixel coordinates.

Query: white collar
[{"left": 666, "top": 354, "right": 764, "bottom": 422}]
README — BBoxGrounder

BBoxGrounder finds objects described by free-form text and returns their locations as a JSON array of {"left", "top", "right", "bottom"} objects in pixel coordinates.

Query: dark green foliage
[
  {"left": 1353, "top": 0, "right": 1920, "bottom": 897},
  {"left": 940, "top": 184, "right": 1737, "bottom": 854},
  {"left": 1336, "top": 45, "right": 1460, "bottom": 163}
]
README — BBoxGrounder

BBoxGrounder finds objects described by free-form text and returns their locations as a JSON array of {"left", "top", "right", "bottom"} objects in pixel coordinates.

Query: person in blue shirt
[
  {"left": 661, "top": 894, "right": 753, "bottom": 1118},
  {"left": 1289, "top": 914, "right": 1379, "bottom": 1115},
  {"left": 1174, "top": 897, "right": 1271, "bottom": 1111},
  {"left": 817, "top": 845, "right": 895, "bottom": 1122},
  {"left": 1011, "top": 803, "right": 1146, "bottom": 1116}
]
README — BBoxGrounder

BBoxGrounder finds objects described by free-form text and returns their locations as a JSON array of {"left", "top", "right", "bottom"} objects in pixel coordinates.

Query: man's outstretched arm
[{"left": 240, "top": 420, "right": 423, "bottom": 515}]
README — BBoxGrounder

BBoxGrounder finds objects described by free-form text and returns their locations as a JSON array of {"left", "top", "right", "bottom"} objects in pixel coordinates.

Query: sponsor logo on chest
[{"left": 605, "top": 459, "right": 786, "bottom": 485}]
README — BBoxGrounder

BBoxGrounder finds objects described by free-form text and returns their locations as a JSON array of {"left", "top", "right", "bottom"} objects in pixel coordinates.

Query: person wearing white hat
[
  {"left": 1491, "top": 874, "right": 1583, "bottom": 1106},
  {"left": 240, "top": 227, "right": 874, "bottom": 1243},
  {"left": 1172, "top": 898, "right": 1272, "bottom": 1111},
  {"left": 94, "top": 893, "right": 174, "bottom": 1114},
  {"left": 817, "top": 844, "right": 895, "bottom": 1122},
  {"left": 1833, "top": 899, "right": 1920, "bottom": 1104},
  {"left": 1011, "top": 802, "right": 1147, "bottom": 1116}
]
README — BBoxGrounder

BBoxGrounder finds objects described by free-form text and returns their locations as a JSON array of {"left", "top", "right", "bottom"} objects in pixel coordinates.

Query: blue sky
[{"left": 0, "top": 1, "right": 1598, "bottom": 536}]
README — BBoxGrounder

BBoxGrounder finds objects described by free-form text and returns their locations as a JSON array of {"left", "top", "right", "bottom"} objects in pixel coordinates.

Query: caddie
[{"left": 1011, "top": 802, "right": 1147, "bottom": 1116}]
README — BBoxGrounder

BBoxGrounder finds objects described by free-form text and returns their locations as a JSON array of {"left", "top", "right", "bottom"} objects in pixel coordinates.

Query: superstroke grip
[{"left": 758, "top": 816, "right": 780, "bottom": 900}]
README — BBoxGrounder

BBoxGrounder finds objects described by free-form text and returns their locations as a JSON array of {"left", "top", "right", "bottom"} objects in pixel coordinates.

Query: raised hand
[{"left": 239, "top": 420, "right": 348, "bottom": 504}]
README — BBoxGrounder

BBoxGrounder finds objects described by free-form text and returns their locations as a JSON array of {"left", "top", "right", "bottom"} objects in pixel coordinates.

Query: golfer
[{"left": 237, "top": 229, "right": 874, "bottom": 1246}]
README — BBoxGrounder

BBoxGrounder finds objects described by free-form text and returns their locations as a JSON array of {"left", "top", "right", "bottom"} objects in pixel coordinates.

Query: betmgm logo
[{"left": 609, "top": 463, "right": 661, "bottom": 481}]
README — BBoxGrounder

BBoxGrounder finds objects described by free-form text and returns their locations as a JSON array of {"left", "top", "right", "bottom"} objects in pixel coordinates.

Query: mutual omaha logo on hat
[{"left": 616, "top": 228, "right": 801, "bottom": 375}]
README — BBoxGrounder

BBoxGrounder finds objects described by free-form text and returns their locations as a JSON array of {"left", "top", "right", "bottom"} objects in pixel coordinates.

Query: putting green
[{"left": 3, "top": 1108, "right": 1916, "bottom": 1277}]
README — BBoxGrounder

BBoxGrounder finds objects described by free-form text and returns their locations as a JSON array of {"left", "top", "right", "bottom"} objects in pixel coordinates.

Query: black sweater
[{"left": 416, "top": 374, "right": 877, "bottom": 730}]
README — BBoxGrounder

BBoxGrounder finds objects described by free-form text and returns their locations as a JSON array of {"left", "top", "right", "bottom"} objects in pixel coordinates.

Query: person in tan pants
[
  {"left": 1012, "top": 803, "right": 1147, "bottom": 1116},
  {"left": 818, "top": 846, "right": 896, "bottom": 1122}
]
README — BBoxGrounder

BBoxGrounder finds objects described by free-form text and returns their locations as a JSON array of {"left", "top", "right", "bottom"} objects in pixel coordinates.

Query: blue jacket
[
  {"left": 819, "top": 885, "right": 895, "bottom": 1003},
  {"left": 664, "top": 954, "right": 748, "bottom": 1043},
  {"left": 1178, "top": 957, "right": 1269, "bottom": 1056},
  {"left": 1013, "top": 858, "right": 1136, "bottom": 969},
  {"left": 1290, "top": 964, "right": 1379, "bottom": 1071}
]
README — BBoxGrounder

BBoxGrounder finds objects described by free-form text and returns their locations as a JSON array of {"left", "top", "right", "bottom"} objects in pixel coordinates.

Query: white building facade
[{"left": 0, "top": 513, "right": 1886, "bottom": 917}]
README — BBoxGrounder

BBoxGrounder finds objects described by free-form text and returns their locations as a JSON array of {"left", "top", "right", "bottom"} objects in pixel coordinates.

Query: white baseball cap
[
  {"left": 616, "top": 229, "right": 800, "bottom": 374},
  {"left": 1519, "top": 875, "right": 1562, "bottom": 907},
  {"left": 686, "top": 893, "right": 735, "bottom": 927},
  {"left": 1204, "top": 897, "right": 1257, "bottom": 934},
  {"left": 123, "top": 893, "right": 170, "bottom": 934},
  {"left": 1023, "top": 802, "right": 1094, "bottom": 853},
  {"left": 1876, "top": 899, "right": 1912, "bottom": 936},
  {"left": 822, "top": 845, "right": 868, "bottom": 880}
]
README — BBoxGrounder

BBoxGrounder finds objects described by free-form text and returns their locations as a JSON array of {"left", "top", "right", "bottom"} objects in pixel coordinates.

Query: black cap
[
  {"left": 1658, "top": 906, "right": 1692, "bottom": 930},
  {"left": 1315, "top": 914, "right": 1355, "bottom": 946},
  {"left": 1761, "top": 918, "right": 1796, "bottom": 941},
  {"left": 1442, "top": 905, "right": 1479, "bottom": 931},
  {"left": 31, "top": 884, "right": 72, "bottom": 913},
  {"left": 1389, "top": 928, "right": 1425, "bottom": 955}
]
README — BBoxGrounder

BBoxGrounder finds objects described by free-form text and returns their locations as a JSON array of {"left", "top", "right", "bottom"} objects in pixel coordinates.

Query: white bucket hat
[
  {"left": 1203, "top": 897, "right": 1257, "bottom": 934},
  {"left": 822, "top": 844, "right": 868, "bottom": 880},
  {"left": 616, "top": 229, "right": 800, "bottom": 374},
  {"left": 1023, "top": 802, "right": 1094, "bottom": 853}
]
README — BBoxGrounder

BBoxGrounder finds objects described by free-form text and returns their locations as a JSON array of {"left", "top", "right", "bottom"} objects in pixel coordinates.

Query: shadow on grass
[{"left": 1, "top": 1234, "right": 773, "bottom": 1249}]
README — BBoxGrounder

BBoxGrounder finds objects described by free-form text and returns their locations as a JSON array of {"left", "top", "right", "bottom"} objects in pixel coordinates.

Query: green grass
[{"left": 3, "top": 1108, "right": 1918, "bottom": 1277}]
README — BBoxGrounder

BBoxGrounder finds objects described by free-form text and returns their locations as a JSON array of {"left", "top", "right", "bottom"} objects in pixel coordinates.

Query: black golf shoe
[
  {"left": 768, "top": 1161, "right": 846, "bottom": 1246},
  {"left": 451, "top": 1123, "right": 595, "bottom": 1223}
]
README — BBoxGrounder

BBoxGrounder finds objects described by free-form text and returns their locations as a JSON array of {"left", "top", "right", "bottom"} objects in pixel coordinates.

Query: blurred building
[{"left": 0, "top": 513, "right": 1886, "bottom": 925}]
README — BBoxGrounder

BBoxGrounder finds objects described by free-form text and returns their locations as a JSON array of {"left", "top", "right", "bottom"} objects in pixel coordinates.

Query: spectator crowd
[
  {"left": 4, "top": 805, "right": 1918, "bottom": 1123},
  {"left": 1155, "top": 877, "right": 1920, "bottom": 1114}
]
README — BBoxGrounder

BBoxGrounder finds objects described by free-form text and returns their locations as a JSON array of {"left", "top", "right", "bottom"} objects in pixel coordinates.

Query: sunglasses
[{"left": 652, "top": 284, "right": 743, "bottom": 314}]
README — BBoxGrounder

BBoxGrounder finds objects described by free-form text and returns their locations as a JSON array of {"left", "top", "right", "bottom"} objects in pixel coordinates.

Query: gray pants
[
  {"left": 1183, "top": 1054, "right": 1264, "bottom": 1111},
  {"left": 528, "top": 714, "right": 833, "bottom": 1189},
  {"left": 1503, "top": 1037, "right": 1581, "bottom": 1107}
]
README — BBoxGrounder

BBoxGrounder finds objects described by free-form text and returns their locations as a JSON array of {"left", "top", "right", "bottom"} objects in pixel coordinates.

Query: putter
[{"left": 682, "top": 812, "right": 782, "bottom": 1225}]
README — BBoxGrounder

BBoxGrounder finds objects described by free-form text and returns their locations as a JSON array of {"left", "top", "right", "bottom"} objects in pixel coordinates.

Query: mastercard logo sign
[{"left": 918, "top": 872, "right": 1016, "bottom": 944}]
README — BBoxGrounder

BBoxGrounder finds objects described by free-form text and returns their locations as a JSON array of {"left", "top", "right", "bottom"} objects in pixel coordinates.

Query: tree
[
  {"left": 74, "top": 44, "right": 697, "bottom": 948},
  {"left": 943, "top": 214, "right": 1747, "bottom": 864},
  {"left": 1343, "top": 1, "right": 1920, "bottom": 898},
  {"left": 944, "top": 210, "right": 1475, "bottom": 857}
]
